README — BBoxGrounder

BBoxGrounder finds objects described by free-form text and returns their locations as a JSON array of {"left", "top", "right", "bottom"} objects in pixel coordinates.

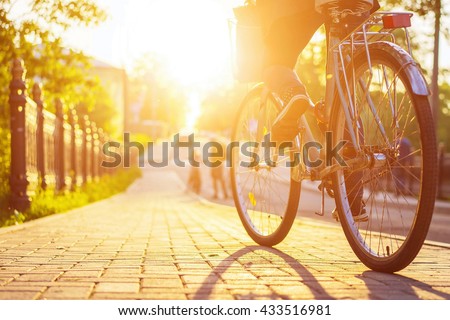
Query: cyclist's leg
[
  {"left": 259, "top": 0, "right": 380, "bottom": 101},
  {"left": 343, "top": 123, "right": 367, "bottom": 220},
  {"left": 259, "top": 1, "right": 323, "bottom": 142},
  {"left": 259, "top": 1, "right": 367, "bottom": 217},
  {"left": 261, "top": 1, "right": 322, "bottom": 92}
]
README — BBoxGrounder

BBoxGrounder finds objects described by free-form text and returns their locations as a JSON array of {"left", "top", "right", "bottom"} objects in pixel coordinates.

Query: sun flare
[
  {"left": 185, "top": 92, "right": 202, "bottom": 132},
  {"left": 127, "top": 0, "right": 232, "bottom": 88}
]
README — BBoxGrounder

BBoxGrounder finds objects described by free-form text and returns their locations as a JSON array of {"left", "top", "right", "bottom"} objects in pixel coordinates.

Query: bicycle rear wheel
[
  {"left": 230, "top": 84, "right": 301, "bottom": 246},
  {"left": 331, "top": 42, "right": 437, "bottom": 272}
]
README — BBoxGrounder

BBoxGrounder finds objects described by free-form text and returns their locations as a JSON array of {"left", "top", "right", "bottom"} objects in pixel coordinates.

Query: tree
[
  {"left": 385, "top": 0, "right": 448, "bottom": 128},
  {"left": 0, "top": 0, "right": 108, "bottom": 214},
  {"left": 0, "top": 0, "right": 110, "bottom": 119},
  {"left": 128, "top": 53, "right": 193, "bottom": 133}
]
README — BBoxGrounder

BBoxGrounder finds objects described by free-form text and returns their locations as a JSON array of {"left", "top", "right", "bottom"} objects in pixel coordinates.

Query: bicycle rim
[
  {"left": 331, "top": 44, "right": 437, "bottom": 272},
  {"left": 230, "top": 84, "right": 301, "bottom": 246}
]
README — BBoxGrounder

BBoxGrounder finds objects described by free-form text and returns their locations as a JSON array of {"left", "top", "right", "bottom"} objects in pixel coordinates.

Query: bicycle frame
[{"left": 293, "top": 11, "right": 426, "bottom": 182}]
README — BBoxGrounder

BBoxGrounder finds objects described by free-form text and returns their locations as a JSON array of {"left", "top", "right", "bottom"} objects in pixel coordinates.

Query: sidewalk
[{"left": 0, "top": 167, "right": 449, "bottom": 300}]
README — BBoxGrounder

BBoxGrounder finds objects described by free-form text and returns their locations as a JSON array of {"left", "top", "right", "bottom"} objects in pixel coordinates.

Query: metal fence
[{"left": 9, "top": 59, "right": 114, "bottom": 212}]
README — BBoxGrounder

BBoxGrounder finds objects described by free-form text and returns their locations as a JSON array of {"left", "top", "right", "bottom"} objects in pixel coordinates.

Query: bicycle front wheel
[
  {"left": 331, "top": 42, "right": 438, "bottom": 272},
  {"left": 230, "top": 84, "right": 301, "bottom": 246}
]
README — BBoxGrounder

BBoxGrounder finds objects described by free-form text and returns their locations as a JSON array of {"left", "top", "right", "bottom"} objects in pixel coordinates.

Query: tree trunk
[{"left": 431, "top": 0, "right": 441, "bottom": 128}]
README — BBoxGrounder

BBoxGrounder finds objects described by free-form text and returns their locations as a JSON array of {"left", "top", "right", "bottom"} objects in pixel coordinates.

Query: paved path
[{"left": 0, "top": 167, "right": 449, "bottom": 300}]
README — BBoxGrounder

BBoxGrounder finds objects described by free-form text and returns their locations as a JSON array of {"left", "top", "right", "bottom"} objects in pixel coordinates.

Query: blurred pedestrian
[
  {"left": 187, "top": 151, "right": 202, "bottom": 194},
  {"left": 210, "top": 139, "right": 228, "bottom": 199},
  {"left": 211, "top": 162, "right": 228, "bottom": 199}
]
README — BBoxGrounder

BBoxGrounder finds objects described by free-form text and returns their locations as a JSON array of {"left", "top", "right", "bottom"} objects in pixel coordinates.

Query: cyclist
[
  {"left": 257, "top": 0, "right": 380, "bottom": 141},
  {"left": 256, "top": 0, "right": 380, "bottom": 220}
]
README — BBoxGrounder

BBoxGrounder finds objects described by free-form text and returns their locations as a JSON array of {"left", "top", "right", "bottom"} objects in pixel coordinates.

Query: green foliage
[
  {"left": 129, "top": 54, "right": 187, "bottom": 132},
  {"left": 296, "top": 26, "right": 327, "bottom": 103},
  {"left": 0, "top": 124, "right": 10, "bottom": 215},
  {"left": 0, "top": 0, "right": 114, "bottom": 127},
  {"left": 437, "top": 81, "right": 450, "bottom": 150},
  {"left": 382, "top": 0, "right": 448, "bottom": 55},
  {"left": 197, "top": 85, "right": 248, "bottom": 133},
  {"left": 30, "top": 0, "right": 107, "bottom": 29},
  {"left": 0, "top": 0, "right": 116, "bottom": 215},
  {"left": 127, "top": 133, "right": 154, "bottom": 146},
  {"left": 384, "top": 0, "right": 442, "bottom": 18},
  {"left": 75, "top": 76, "right": 118, "bottom": 134},
  {"left": 0, "top": 167, "right": 142, "bottom": 227}
]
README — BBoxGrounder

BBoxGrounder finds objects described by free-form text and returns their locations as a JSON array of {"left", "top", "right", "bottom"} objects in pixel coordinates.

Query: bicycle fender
[{"left": 370, "top": 42, "right": 430, "bottom": 96}]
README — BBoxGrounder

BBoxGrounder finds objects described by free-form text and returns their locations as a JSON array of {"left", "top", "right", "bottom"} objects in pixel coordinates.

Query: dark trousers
[
  {"left": 259, "top": 0, "right": 323, "bottom": 69},
  {"left": 258, "top": 0, "right": 380, "bottom": 92}
]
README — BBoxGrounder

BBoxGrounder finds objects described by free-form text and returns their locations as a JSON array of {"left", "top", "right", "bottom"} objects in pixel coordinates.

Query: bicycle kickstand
[{"left": 315, "top": 183, "right": 325, "bottom": 217}]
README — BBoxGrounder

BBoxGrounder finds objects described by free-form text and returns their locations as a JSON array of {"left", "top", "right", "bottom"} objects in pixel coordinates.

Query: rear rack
[{"left": 333, "top": 11, "right": 414, "bottom": 56}]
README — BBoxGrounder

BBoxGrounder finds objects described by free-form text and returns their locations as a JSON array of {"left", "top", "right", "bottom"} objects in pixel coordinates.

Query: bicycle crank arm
[{"left": 315, "top": 152, "right": 387, "bottom": 180}]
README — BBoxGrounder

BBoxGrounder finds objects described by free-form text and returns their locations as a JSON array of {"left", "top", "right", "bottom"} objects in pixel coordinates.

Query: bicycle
[{"left": 230, "top": 0, "right": 438, "bottom": 273}]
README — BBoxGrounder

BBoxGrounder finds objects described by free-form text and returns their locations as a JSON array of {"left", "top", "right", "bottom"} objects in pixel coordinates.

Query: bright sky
[
  {"left": 8, "top": 0, "right": 449, "bottom": 131},
  {"left": 63, "top": 0, "right": 449, "bottom": 75},
  {"left": 65, "top": 0, "right": 242, "bottom": 86},
  {"left": 63, "top": 0, "right": 243, "bottom": 130},
  {"left": 9, "top": 0, "right": 450, "bottom": 83}
]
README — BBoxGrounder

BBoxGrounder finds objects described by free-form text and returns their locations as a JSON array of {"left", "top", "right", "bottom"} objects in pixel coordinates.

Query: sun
[{"left": 127, "top": 0, "right": 233, "bottom": 88}]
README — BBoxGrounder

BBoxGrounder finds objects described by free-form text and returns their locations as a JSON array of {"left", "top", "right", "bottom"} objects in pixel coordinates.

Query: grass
[{"left": 0, "top": 167, "right": 142, "bottom": 227}]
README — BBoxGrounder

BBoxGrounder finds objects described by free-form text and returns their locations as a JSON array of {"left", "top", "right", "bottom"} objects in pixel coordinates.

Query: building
[{"left": 90, "top": 59, "right": 127, "bottom": 133}]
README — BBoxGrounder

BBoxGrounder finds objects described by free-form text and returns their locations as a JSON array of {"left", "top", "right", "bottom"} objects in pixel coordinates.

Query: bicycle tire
[
  {"left": 230, "top": 84, "right": 301, "bottom": 246},
  {"left": 330, "top": 42, "right": 437, "bottom": 272}
]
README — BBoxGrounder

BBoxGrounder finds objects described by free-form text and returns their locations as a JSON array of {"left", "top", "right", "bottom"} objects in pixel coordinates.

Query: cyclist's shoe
[
  {"left": 271, "top": 86, "right": 313, "bottom": 144},
  {"left": 332, "top": 202, "right": 368, "bottom": 222},
  {"left": 351, "top": 200, "right": 368, "bottom": 222}
]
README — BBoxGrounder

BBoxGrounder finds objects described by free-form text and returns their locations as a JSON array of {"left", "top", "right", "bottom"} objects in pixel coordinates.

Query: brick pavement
[{"left": 0, "top": 167, "right": 449, "bottom": 300}]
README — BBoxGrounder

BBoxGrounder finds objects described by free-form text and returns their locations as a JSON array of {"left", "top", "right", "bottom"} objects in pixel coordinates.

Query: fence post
[
  {"left": 9, "top": 59, "right": 31, "bottom": 212},
  {"left": 81, "top": 114, "right": 91, "bottom": 184},
  {"left": 90, "top": 122, "right": 98, "bottom": 180},
  {"left": 55, "top": 98, "right": 65, "bottom": 191},
  {"left": 33, "top": 83, "right": 46, "bottom": 191},
  {"left": 97, "top": 128, "right": 105, "bottom": 176},
  {"left": 68, "top": 108, "right": 77, "bottom": 190}
]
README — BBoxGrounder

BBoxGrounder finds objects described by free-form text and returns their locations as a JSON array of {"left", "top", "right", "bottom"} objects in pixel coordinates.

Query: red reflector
[{"left": 382, "top": 13, "right": 413, "bottom": 29}]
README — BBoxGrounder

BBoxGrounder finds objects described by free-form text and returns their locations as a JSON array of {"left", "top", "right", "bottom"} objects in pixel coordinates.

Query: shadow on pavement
[
  {"left": 358, "top": 271, "right": 450, "bottom": 299},
  {"left": 193, "top": 245, "right": 334, "bottom": 300}
]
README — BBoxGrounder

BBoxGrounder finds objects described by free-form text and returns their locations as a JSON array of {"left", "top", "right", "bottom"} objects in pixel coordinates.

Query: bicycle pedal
[
  {"left": 318, "top": 179, "right": 335, "bottom": 198},
  {"left": 332, "top": 208, "right": 339, "bottom": 222}
]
